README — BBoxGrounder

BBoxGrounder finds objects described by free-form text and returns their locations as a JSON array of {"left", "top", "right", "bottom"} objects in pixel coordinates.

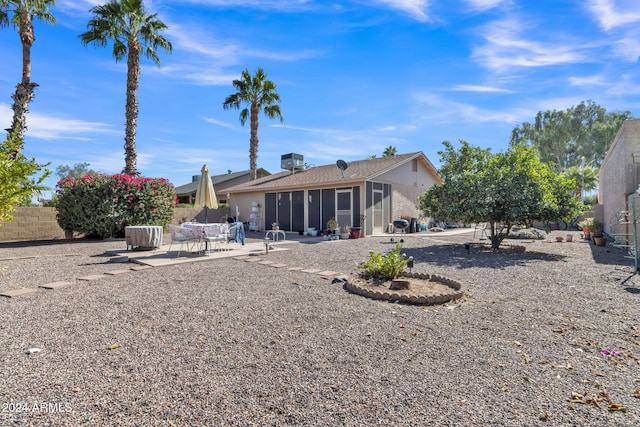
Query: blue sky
[{"left": 1, "top": 0, "right": 639, "bottom": 197}]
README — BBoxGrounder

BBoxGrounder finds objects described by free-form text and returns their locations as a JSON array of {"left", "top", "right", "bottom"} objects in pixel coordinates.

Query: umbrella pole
[{"left": 204, "top": 206, "right": 208, "bottom": 223}]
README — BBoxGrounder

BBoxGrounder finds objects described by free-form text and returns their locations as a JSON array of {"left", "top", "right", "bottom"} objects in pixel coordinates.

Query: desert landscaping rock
[{"left": 1, "top": 231, "right": 640, "bottom": 426}]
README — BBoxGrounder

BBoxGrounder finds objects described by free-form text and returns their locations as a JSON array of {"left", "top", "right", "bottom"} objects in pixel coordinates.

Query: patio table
[{"left": 125, "top": 226, "right": 164, "bottom": 250}]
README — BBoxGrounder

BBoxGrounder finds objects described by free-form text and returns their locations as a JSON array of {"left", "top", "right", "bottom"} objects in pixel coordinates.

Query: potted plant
[
  {"left": 326, "top": 218, "right": 339, "bottom": 235},
  {"left": 271, "top": 222, "right": 279, "bottom": 231},
  {"left": 580, "top": 218, "right": 606, "bottom": 245},
  {"left": 340, "top": 225, "right": 351, "bottom": 240}
]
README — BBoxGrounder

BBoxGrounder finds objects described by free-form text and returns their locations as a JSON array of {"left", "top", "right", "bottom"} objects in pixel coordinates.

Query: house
[
  {"left": 223, "top": 152, "right": 442, "bottom": 236},
  {"left": 174, "top": 168, "right": 270, "bottom": 205},
  {"left": 598, "top": 119, "right": 640, "bottom": 240}
]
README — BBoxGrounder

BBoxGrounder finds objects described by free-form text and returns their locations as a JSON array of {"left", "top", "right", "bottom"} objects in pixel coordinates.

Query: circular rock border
[{"left": 345, "top": 272, "right": 464, "bottom": 305}]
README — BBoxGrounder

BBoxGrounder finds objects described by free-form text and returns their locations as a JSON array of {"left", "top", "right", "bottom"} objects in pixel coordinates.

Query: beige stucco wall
[
  {"left": 599, "top": 119, "right": 640, "bottom": 236},
  {"left": 376, "top": 158, "right": 438, "bottom": 222}
]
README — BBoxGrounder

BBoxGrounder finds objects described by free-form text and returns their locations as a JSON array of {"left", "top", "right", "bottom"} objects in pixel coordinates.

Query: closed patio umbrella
[{"left": 194, "top": 164, "right": 218, "bottom": 223}]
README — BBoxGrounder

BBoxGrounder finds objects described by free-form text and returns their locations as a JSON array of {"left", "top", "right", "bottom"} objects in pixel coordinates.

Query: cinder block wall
[
  {"left": 0, "top": 207, "right": 232, "bottom": 242},
  {"left": 0, "top": 207, "right": 66, "bottom": 241}
]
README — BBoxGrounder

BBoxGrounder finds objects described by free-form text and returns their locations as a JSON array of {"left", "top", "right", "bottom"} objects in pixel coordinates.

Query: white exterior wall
[
  {"left": 600, "top": 119, "right": 640, "bottom": 235},
  {"left": 377, "top": 159, "right": 439, "bottom": 221}
]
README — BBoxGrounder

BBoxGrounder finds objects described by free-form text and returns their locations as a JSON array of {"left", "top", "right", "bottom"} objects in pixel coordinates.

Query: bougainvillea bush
[{"left": 56, "top": 174, "right": 176, "bottom": 238}]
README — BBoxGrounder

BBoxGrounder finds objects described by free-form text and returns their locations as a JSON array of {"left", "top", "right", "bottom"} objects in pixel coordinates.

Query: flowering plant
[{"left": 56, "top": 173, "right": 176, "bottom": 238}]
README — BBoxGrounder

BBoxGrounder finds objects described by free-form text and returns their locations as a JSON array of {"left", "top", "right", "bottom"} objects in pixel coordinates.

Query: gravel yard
[{"left": 1, "top": 230, "right": 640, "bottom": 426}]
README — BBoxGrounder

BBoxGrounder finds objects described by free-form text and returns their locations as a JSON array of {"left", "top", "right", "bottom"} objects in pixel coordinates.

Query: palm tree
[
  {"left": 223, "top": 67, "right": 283, "bottom": 180},
  {"left": 382, "top": 145, "right": 397, "bottom": 157},
  {"left": 0, "top": 0, "right": 56, "bottom": 149},
  {"left": 79, "top": 0, "right": 171, "bottom": 176},
  {"left": 563, "top": 165, "right": 598, "bottom": 200}
]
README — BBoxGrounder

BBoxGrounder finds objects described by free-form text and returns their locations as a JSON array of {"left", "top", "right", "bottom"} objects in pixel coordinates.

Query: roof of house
[
  {"left": 225, "top": 152, "right": 442, "bottom": 194},
  {"left": 174, "top": 168, "right": 270, "bottom": 195}
]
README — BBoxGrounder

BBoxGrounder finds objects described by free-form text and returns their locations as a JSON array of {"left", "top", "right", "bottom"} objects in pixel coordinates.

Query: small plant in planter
[
  {"left": 340, "top": 225, "right": 351, "bottom": 240},
  {"left": 271, "top": 222, "right": 279, "bottom": 230},
  {"left": 358, "top": 243, "right": 412, "bottom": 281}
]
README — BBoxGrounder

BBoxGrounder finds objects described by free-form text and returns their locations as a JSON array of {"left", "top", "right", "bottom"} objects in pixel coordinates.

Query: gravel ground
[{"left": 1, "top": 230, "right": 640, "bottom": 426}]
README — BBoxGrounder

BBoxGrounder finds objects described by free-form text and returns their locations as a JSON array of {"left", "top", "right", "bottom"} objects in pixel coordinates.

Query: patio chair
[
  {"left": 473, "top": 222, "right": 489, "bottom": 240},
  {"left": 168, "top": 224, "right": 199, "bottom": 257},
  {"left": 202, "top": 224, "right": 228, "bottom": 255}
]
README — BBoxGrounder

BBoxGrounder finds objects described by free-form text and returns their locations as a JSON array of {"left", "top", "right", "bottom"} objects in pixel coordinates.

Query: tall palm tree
[
  {"left": 223, "top": 67, "right": 283, "bottom": 180},
  {"left": 79, "top": 0, "right": 171, "bottom": 176},
  {"left": 0, "top": 0, "right": 56, "bottom": 149}
]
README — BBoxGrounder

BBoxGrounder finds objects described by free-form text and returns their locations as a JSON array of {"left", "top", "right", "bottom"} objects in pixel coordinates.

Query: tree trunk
[
  {"left": 123, "top": 39, "right": 140, "bottom": 176},
  {"left": 6, "top": 9, "right": 36, "bottom": 153},
  {"left": 249, "top": 102, "right": 259, "bottom": 180}
]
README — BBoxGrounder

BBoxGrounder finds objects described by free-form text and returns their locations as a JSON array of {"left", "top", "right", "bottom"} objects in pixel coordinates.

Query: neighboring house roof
[
  {"left": 174, "top": 168, "right": 270, "bottom": 195},
  {"left": 225, "top": 152, "right": 442, "bottom": 194}
]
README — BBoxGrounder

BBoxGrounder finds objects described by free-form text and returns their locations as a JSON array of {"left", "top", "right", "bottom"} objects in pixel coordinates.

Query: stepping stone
[
  {"left": 318, "top": 271, "right": 340, "bottom": 277},
  {"left": 0, "top": 257, "right": 18, "bottom": 261},
  {"left": 287, "top": 267, "right": 304, "bottom": 271},
  {"left": 243, "top": 258, "right": 263, "bottom": 263},
  {"left": 39, "top": 281, "right": 73, "bottom": 290},
  {"left": 131, "top": 265, "right": 152, "bottom": 271},
  {"left": 78, "top": 274, "right": 106, "bottom": 281},
  {"left": 108, "top": 256, "right": 129, "bottom": 263},
  {"left": 258, "top": 260, "right": 275, "bottom": 265},
  {"left": 1, "top": 288, "right": 38, "bottom": 298},
  {"left": 271, "top": 263, "right": 288, "bottom": 268},
  {"left": 105, "top": 269, "right": 131, "bottom": 275},
  {"left": 301, "top": 269, "right": 322, "bottom": 274}
]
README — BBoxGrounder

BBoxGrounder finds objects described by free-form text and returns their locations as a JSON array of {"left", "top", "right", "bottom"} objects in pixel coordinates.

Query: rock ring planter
[{"left": 345, "top": 272, "right": 464, "bottom": 305}]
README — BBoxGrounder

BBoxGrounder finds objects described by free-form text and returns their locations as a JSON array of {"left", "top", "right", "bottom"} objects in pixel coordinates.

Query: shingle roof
[
  {"left": 225, "top": 152, "right": 441, "bottom": 193},
  {"left": 174, "top": 168, "right": 269, "bottom": 195}
]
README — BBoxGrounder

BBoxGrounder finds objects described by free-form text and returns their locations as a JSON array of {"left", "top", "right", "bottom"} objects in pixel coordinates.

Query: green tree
[
  {"left": 0, "top": 0, "right": 56, "bottom": 148},
  {"left": 223, "top": 67, "right": 283, "bottom": 180},
  {"left": 562, "top": 165, "right": 598, "bottom": 200},
  {"left": 79, "top": 0, "right": 172, "bottom": 176},
  {"left": 510, "top": 100, "right": 631, "bottom": 170},
  {"left": 55, "top": 162, "right": 97, "bottom": 180},
  {"left": 419, "top": 140, "right": 581, "bottom": 249},
  {"left": 0, "top": 132, "right": 49, "bottom": 222},
  {"left": 382, "top": 146, "right": 397, "bottom": 156}
]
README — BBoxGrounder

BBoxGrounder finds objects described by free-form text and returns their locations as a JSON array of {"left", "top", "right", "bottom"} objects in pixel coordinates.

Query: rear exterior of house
[
  {"left": 223, "top": 152, "right": 442, "bottom": 236},
  {"left": 599, "top": 119, "right": 640, "bottom": 240}
]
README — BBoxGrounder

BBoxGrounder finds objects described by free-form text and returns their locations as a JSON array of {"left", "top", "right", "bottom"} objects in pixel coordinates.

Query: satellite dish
[{"left": 336, "top": 159, "right": 348, "bottom": 178}]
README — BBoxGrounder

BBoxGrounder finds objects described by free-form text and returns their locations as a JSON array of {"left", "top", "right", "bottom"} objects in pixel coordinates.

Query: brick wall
[{"left": 0, "top": 207, "right": 232, "bottom": 242}]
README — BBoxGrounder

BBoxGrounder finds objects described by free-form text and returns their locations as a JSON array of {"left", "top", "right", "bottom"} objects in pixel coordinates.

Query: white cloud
[
  {"left": 448, "top": 84, "right": 514, "bottom": 93},
  {"left": 568, "top": 75, "right": 608, "bottom": 86},
  {"left": 587, "top": 0, "right": 640, "bottom": 30},
  {"left": 201, "top": 117, "right": 235, "bottom": 128},
  {"left": 613, "top": 35, "right": 640, "bottom": 61},
  {"left": 371, "top": 0, "right": 431, "bottom": 22},
  {"left": 465, "top": 0, "right": 505, "bottom": 11},
  {"left": 0, "top": 103, "right": 117, "bottom": 141},
  {"left": 473, "top": 18, "right": 586, "bottom": 71},
  {"left": 413, "top": 93, "right": 528, "bottom": 124}
]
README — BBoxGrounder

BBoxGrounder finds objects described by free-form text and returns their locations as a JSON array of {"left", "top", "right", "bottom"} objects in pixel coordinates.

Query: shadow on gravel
[
  {"left": 399, "top": 243, "right": 569, "bottom": 270},
  {"left": 0, "top": 238, "right": 121, "bottom": 249}
]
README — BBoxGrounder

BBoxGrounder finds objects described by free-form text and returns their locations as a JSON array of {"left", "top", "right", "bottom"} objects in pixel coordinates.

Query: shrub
[
  {"left": 56, "top": 173, "right": 176, "bottom": 238},
  {"left": 358, "top": 243, "right": 412, "bottom": 280}
]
